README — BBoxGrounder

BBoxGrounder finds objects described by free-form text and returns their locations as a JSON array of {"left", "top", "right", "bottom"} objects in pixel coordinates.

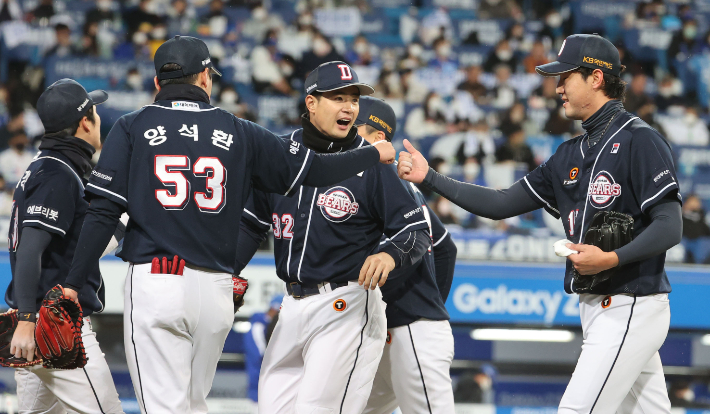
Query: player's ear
[
  {"left": 592, "top": 69, "right": 605, "bottom": 91},
  {"left": 154, "top": 76, "right": 161, "bottom": 92},
  {"left": 305, "top": 95, "right": 317, "bottom": 114},
  {"left": 377, "top": 131, "right": 386, "bottom": 142}
]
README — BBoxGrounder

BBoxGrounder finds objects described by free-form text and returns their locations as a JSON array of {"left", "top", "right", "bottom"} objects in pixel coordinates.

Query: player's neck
[
  {"left": 581, "top": 96, "right": 615, "bottom": 123},
  {"left": 154, "top": 84, "right": 210, "bottom": 104},
  {"left": 301, "top": 114, "right": 357, "bottom": 153}
]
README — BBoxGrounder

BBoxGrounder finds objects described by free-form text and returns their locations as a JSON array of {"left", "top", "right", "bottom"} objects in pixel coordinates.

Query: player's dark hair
[
  {"left": 577, "top": 66, "right": 627, "bottom": 101},
  {"left": 363, "top": 124, "right": 379, "bottom": 135},
  {"left": 158, "top": 63, "right": 201, "bottom": 87},
  {"left": 62, "top": 106, "right": 95, "bottom": 136}
]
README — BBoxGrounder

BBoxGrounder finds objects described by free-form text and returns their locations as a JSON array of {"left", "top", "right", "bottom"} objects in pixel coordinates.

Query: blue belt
[{"left": 286, "top": 281, "right": 349, "bottom": 298}]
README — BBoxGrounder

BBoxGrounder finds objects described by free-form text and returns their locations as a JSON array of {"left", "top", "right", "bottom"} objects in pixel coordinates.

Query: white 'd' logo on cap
[
  {"left": 558, "top": 39, "right": 567, "bottom": 56},
  {"left": 77, "top": 98, "right": 89, "bottom": 111}
]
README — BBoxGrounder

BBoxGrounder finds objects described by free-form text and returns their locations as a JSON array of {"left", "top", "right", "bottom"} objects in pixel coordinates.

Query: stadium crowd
[{"left": 1, "top": 0, "right": 710, "bottom": 262}]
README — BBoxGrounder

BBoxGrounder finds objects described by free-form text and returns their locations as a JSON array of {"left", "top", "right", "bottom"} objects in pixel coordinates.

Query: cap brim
[
  {"left": 535, "top": 61, "right": 579, "bottom": 76},
  {"left": 88, "top": 90, "right": 108, "bottom": 105},
  {"left": 209, "top": 66, "right": 222, "bottom": 77},
  {"left": 317, "top": 82, "right": 375, "bottom": 96}
]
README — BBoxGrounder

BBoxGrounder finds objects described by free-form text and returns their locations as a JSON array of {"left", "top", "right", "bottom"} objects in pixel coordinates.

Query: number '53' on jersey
[{"left": 86, "top": 99, "right": 315, "bottom": 274}]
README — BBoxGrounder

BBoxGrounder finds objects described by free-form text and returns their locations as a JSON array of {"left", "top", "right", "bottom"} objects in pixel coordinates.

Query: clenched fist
[
  {"left": 358, "top": 252, "right": 396, "bottom": 290},
  {"left": 397, "top": 139, "right": 429, "bottom": 183}
]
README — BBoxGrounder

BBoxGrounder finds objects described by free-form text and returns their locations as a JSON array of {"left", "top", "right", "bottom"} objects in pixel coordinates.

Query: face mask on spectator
[
  {"left": 280, "top": 63, "right": 293, "bottom": 77},
  {"left": 354, "top": 41, "right": 368, "bottom": 55},
  {"left": 684, "top": 112, "right": 698, "bottom": 124},
  {"left": 386, "top": 74, "right": 401, "bottom": 94},
  {"left": 546, "top": 13, "right": 563, "bottom": 28},
  {"left": 437, "top": 44, "right": 451, "bottom": 58},
  {"left": 127, "top": 74, "right": 143, "bottom": 90},
  {"left": 409, "top": 44, "right": 423, "bottom": 58},
  {"left": 133, "top": 31, "right": 148, "bottom": 45},
  {"left": 221, "top": 91, "right": 237, "bottom": 103},
  {"left": 682, "top": 389, "right": 695, "bottom": 402},
  {"left": 152, "top": 27, "right": 167, "bottom": 40},
  {"left": 253, "top": 7, "right": 267, "bottom": 21},
  {"left": 428, "top": 97, "right": 445, "bottom": 114},
  {"left": 496, "top": 49, "right": 513, "bottom": 61},
  {"left": 684, "top": 25, "right": 698, "bottom": 39},
  {"left": 299, "top": 14, "right": 313, "bottom": 26},
  {"left": 313, "top": 38, "right": 330, "bottom": 55},
  {"left": 97, "top": 0, "right": 112, "bottom": 11},
  {"left": 478, "top": 376, "right": 493, "bottom": 392},
  {"left": 463, "top": 162, "right": 480, "bottom": 181}
]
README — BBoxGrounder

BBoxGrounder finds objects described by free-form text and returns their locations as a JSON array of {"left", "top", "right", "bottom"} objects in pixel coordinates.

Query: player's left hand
[
  {"left": 566, "top": 243, "right": 619, "bottom": 275},
  {"left": 64, "top": 287, "right": 79, "bottom": 305},
  {"left": 359, "top": 252, "right": 396, "bottom": 290},
  {"left": 10, "top": 321, "right": 37, "bottom": 362}
]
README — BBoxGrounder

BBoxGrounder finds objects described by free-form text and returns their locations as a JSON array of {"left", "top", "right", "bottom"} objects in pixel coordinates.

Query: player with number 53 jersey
[{"left": 66, "top": 37, "right": 396, "bottom": 414}]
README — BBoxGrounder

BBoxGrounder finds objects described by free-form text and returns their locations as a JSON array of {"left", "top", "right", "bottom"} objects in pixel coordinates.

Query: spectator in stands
[
  {"left": 624, "top": 73, "right": 652, "bottom": 114},
  {"left": 30, "top": 0, "right": 54, "bottom": 21},
  {"left": 400, "top": 68, "right": 428, "bottom": 104},
  {"left": 669, "top": 382, "right": 710, "bottom": 408},
  {"left": 167, "top": 0, "right": 196, "bottom": 36},
  {"left": 123, "top": 0, "right": 162, "bottom": 40},
  {"left": 495, "top": 125, "right": 537, "bottom": 172},
  {"left": 419, "top": 7, "right": 452, "bottom": 46},
  {"left": 0, "top": 174, "right": 12, "bottom": 216},
  {"left": 456, "top": 119, "right": 496, "bottom": 166},
  {"left": 0, "top": 0, "right": 22, "bottom": 23},
  {"left": 529, "top": 75, "right": 559, "bottom": 111},
  {"left": 506, "top": 22, "right": 528, "bottom": 53},
  {"left": 198, "top": 0, "right": 232, "bottom": 37},
  {"left": 656, "top": 75, "right": 685, "bottom": 110},
  {"left": 454, "top": 369, "right": 492, "bottom": 403},
  {"left": 86, "top": 0, "right": 117, "bottom": 25},
  {"left": 218, "top": 86, "right": 257, "bottom": 122},
  {"left": 241, "top": 4, "right": 284, "bottom": 42},
  {"left": 500, "top": 102, "right": 535, "bottom": 137},
  {"left": 682, "top": 194, "right": 710, "bottom": 264},
  {"left": 0, "top": 132, "right": 35, "bottom": 185},
  {"left": 659, "top": 106, "right": 709, "bottom": 146},
  {"left": 123, "top": 68, "right": 146, "bottom": 92},
  {"left": 523, "top": 41, "right": 550, "bottom": 74},
  {"left": 405, "top": 91, "right": 449, "bottom": 140},
  {"left": 399, "top": 41, "right": 425, "bottom": 70},
  {"left": 636, "top": 103, "right": 667, "bottom": 137},
  {"left": 544, "top": 102, "right": 575, "bottom": 135},
  {"left": 80, "top": 21, "right": 100, "bottom": 57},
  {"left": 484, "top": 39, "right": 517, "bottom": 73},
  {"left": 489, "top": 64, "right": 517, "bottom": 109},
  {"left": 432, "top": 196, "right": 459, "bottom": 225},
  {"left": 457, "top": 65, "right": 488, "bottom": 105},
  {"left": 0, "top": 110, "right": 24, "bottom": 151},
  {"left": 345, "top": 35, "right": 378, "bottom": 67},
  {"left": 298, "top": 32, "right": 346, "bottom": 78},
  {"left": 45, "top": 24, "right": 79, "bottom": 59},
  {"left": 428, "top": 37, "right": 457, "bottom": 69},
  {"left": 375, "top": 70, "right": 403, "bottom": 100},
  {"left": 244, "top": 296, "right": 282, "bottom": 403},
  {"left": 478, "top": 0, "right": 521, "bottom": 20},
  {"left": 251, "top": 30, "right": 295, "bottom": 95},
  {"left": 668, "top": 19, "right": 701, "bottom": 68}
]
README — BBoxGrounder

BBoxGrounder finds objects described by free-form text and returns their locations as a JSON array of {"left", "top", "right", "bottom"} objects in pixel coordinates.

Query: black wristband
[{"left": 17, "top": 312, "right": 36, "bottom": 323}]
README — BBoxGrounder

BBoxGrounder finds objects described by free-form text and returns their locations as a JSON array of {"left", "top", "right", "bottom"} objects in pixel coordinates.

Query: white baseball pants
[
  {"left": 124, "top": 263, "right": 234, "bottom": 414},
  {"left": 363, "top": 319, "right": 455, "bottom": 414},
  {"left": 258, "top": 282, "right": 387, "bottom": 414},
  {"left": 559, "top": 293, "right": 671, "bottom": 414},
  {"left": 15, "top": 317, "right": 124, "bottom": 414}
]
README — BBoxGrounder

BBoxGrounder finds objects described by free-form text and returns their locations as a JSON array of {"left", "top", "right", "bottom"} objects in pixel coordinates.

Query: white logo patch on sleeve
[{"left": 171, "top": 101, "right": 201, "bottom": 111}]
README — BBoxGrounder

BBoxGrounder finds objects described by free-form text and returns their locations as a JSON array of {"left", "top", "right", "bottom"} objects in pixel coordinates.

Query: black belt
[{"left": 286, "top": 281, "right": 349, "bottom": 298}]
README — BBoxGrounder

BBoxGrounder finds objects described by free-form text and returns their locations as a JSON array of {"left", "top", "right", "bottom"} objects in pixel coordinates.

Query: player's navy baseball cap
[
  {"left": 536, "top": 34, "right": 621, "bottom": 77},
  {"left": 355, "top": 96, "right": 396, "bottom": 141},
  {"left": 304, "top": 61, "right": 375, "bottom": 96},
  {"left": 154, "top": 35, "right": 222, "bottom": 81},
  {"left": 37, "top": 79, "right": 108, "bottom": 133}
]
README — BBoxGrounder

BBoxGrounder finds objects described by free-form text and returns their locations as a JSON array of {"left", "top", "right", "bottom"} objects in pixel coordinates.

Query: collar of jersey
[{"left": 154, "top": 84, "right": 210, "bottom": 105}]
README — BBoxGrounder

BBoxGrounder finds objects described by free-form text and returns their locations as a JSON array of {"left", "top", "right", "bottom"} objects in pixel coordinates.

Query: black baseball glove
[{"left": 573, "top": 211, "right": 634, "bottom": 293}]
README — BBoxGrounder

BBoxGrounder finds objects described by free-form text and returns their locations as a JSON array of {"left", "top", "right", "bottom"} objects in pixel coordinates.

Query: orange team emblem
[
  {"left": 333, "top": 299, "right": 347, "bottom": 312},
  {"left": 386, "top": 331, "right": 392, "bottom": 344},
  {"left": 601, "top": 296, "right": 612, "bottom": 309},
  {"left": 570, "top": 168, "right": 579, "bottom": 180}
]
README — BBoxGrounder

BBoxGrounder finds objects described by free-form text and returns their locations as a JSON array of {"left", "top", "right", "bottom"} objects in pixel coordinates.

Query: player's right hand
[
  {"left": 372, "top": 140, "right": 395, "bottom": 164},
  {"left": 64, "top": 287, "right": 79, "bottom": 305},
  {"left": 11, "top": 321, "right": 37, "bottom": 362},
  {"left": 359, "top": 252, "right": 395, "bottom": 290},
  {"left": 398, "top": 139, "right": 429, "bottom": 184}
]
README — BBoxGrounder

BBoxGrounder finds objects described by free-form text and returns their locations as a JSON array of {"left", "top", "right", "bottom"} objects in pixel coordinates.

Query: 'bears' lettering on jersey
[{"left": 317, "top": 187, "right": 359, "bottom": 222}]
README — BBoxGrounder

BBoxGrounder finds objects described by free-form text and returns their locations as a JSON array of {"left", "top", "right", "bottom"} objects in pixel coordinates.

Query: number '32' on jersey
[
  {"left": 242, "top": 132, "right": 430, "bottom": 286},
  {"left": 86, "top": 99, "right": 314, "bottom": 273},
  {"left": 521, "top": 113, "right": 680, "bottom": 295}
]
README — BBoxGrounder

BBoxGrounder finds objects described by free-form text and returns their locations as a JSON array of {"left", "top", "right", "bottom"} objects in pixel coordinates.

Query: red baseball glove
[
  {"left": 233, "top": 276, "right": 248, "bottom": 313},
  {"left": 34, "top": 285, "right": 87, "bottom": 370}
]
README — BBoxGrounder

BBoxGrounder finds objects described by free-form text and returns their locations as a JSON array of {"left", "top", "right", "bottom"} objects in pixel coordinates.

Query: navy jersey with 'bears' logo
[
  {"left": 240, "top": 132, "right": 429, "bottom": 285},
  {"left": 83, "top": 99, "right": 314, "bottom": 273},
  {"left": 7, "top": 149, "right": 104, "bottom": 315},
  {"left": 378, "top": 179, "right": 453, "bottom": 329},
  {"left": 521, "top": 112, "right": 681, "bottom": 295}
]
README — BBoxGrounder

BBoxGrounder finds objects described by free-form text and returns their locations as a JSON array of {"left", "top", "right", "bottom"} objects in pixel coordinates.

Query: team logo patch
[
  {"left": 611, "top": 143, "right": 620, "bottom": 154},
  {"left": 386, "top": 331, "right": 392, "bottom": 344},
  {"left": 333, "top": 299, "right": 347, "bottom": 312},
  {"left": 569, "top": 168, "right": 579, "bottom": 180},
  {"left": 588, "top": 171, "right": 621, "bottom": 209},
  {"left": 602, "top": 296, "right": 612, "bottom": 309},
  {"left": 317, "top": 186, "right": 359, "bottom": 222}
]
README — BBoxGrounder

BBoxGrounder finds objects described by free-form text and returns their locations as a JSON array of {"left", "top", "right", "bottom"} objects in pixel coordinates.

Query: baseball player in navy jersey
[
  {"left": 399, "top": 34, "right": 682, "bottom": 413},
  {"left": 354, "top": 96, "right": 458, "bottom": 414},
  {"left": 65, "top": 38, "right": 395, "bottom": 414},
  {"left": 235, "top": 61, "right": 431, "bottom": 414},
  {"left": 7, "top": 79, "right": 124, "bottom": 413}
]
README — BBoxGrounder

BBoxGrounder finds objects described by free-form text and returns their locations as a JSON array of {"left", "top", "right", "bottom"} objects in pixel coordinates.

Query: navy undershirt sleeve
[
  {"left": 13, "top": 227, "right": 52, "bottom": 314},
  {"left": 66, "top": 196, "right": 125, "bottom": 290},
  {"left": 235, "top": 219, "right": 269, "bottom": 276},
  {"left": 303, "top": 146, "right": 380, "bottom": 187},
  {"left": 614, "top": 196, "right": 682, "bottom": 266},
  {"left": 422, "top": 169, "right": 542, "bottom": 220}
]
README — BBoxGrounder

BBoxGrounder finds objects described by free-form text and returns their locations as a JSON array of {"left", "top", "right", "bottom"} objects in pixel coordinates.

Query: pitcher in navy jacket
[
  {"left": 356, "top": 97, "right": 458, "bottom": 414},
  {"left": 235, "top": 62, "right": 430, "bottom": 414},
  {"left": 65, "top": 38, "right": 395, "bottom": 414},
  {"left": 399, "top": 34, "right": 681, "bottom": 414}
]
